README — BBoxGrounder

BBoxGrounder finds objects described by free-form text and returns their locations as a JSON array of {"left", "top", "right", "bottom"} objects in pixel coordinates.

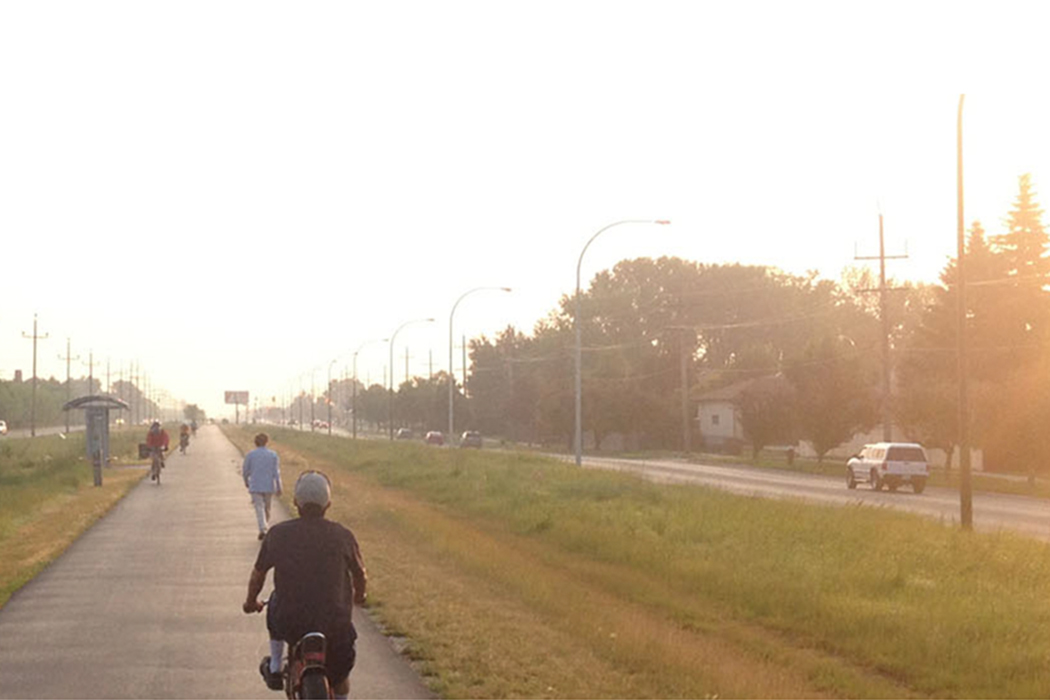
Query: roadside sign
[{"left": 225, "top": 391, "right": 249, "bottom": 405}]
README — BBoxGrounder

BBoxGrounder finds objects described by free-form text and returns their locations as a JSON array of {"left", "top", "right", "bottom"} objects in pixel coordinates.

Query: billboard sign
[{"left": 225, "top": 391, "right": 249, "bottom": 405}]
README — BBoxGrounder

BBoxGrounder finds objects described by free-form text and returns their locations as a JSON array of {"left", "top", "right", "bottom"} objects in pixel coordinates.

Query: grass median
[
  {"left": 226, "top": 425, "right": 1050, "bottom": 698},
  {"left": 0, "top": 428, "right": 146, "bottom": 609}
]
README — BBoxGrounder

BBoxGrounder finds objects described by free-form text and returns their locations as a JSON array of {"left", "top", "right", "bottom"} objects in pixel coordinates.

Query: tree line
[
  {"left": 0, "top": 377, "right": 162, "bottom": 430},
  {"left": 462, "top": 174, "right": 1048, "bottom": 472},
  {"left": 285, "top": 175, "right": 1045, "bottom": 474}
]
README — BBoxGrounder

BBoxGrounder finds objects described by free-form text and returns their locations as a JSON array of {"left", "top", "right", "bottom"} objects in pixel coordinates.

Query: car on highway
[
  {"left": 847, "top": 442, "right": 929, "bottom": 494},
  {"left": 395, "top": 428, "right": 413, "bottom": 440},
  {"left": 460, "top": 430, "right": 482, "bottom": 448},
  {"left": 424, "top": 430, "right": 445, "bottom": 446},
  {"left": 0, "top": 419, "right": 7, "bottom": 436}
]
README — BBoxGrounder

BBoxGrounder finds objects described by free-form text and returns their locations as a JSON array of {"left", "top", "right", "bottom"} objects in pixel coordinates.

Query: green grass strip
[{"left": 233, "top": 426, "right": 1050, "bottom": 698}]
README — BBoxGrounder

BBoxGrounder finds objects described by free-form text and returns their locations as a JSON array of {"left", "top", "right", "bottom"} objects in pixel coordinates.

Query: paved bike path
[{"left": 0, "top": 425, "right": 433, "bottom": 699}]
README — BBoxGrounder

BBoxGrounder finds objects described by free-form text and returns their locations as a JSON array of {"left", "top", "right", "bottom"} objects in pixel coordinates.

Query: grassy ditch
[
  {"left": 226, "top": 426, "right": 1050, "bottom": 698},
  {"left": 0, "top": 429, "right": 146, "bottom": 608}
]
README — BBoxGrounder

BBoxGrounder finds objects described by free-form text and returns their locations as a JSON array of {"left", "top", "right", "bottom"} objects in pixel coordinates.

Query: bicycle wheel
[{"left": 298, "top": 671, "right": 329, "bottom": 699}]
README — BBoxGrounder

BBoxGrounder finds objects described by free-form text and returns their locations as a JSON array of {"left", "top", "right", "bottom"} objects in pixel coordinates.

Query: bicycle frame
[
  {"left": 150, "top": 446, "right": 165, "bottom": 483},
  {"left": 285, "top": 632, "right": 330, "bottom": 699}
]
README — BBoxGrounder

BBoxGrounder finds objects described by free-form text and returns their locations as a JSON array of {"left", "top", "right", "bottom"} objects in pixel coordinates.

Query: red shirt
[{"left": 146, "top": 429, "right": 170, "bottom": 449}]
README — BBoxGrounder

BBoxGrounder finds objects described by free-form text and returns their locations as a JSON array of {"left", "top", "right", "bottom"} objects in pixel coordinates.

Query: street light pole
[
  {"left": 352, "top": 338, "right": 387, "bottom": 440},
  {"left": 299, "top": 373, "right": 305, "bottom": 431},
  {"left": 310, "top": 368, "right": 317, "bottom": 431},
  {"left": 327, "top": 358, "right": 338, "bottom": 436},
  {"left": 575, "top": 220, "right": 670, "bottom": 466},
  {"left": 448, "top": 287, "right": 512, "bottom": 443},
  {"left": 388, "top": 318, "right": 435, "bottom": 440}
]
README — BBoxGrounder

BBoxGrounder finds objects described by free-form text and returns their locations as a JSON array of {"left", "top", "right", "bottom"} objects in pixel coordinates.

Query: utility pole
[
  {"left": 82, "top": 350, "right": 95, "bottom": 396},
  {"left": 664, "top": 325, "right": 694, "bottom": 454},
  {"left": 21, "top": 314, "right": 49, "bottom": 437},
  {"left": 680, "top": 328, "right": 692, "bottom": 454},
  {"left": 956, "top": 94, "right": 973, "bottom": 530},
  {"left": 58, "top": 338, "right": 80, "bottom": 434},
  {"left": 855, "top": 211, "right": 908, "bottom": 441}
]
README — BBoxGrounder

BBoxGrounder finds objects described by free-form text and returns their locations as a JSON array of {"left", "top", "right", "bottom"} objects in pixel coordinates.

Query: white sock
[{"left": 269, "top": 640, "right": 284, "bottom": 673}]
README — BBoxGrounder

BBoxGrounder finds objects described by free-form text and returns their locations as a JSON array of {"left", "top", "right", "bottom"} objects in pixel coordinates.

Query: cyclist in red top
[
  {"left": 146, "top": 421, "right": 170, "bottom": 450},
  {"left": 145, "top": 421, "right": 170, "bottom": 480}
]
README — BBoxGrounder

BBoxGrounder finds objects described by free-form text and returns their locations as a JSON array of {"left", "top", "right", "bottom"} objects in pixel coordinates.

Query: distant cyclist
[
  {"left": 243, "top": 471, "right": 367, "bottom": 699},
  {"left": 145, "top": 421, "right": 170, "bottom": 481},
  {"left": 178, "top": 423, "right": 191, "bottom": 454}
]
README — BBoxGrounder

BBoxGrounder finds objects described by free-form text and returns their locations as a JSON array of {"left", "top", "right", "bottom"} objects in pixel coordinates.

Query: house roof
[{"left": 694, "top": 374, "right": 788, "bottom": 403}]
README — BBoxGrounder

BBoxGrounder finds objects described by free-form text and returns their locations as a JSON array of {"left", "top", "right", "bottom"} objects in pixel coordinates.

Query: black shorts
[{"left": 267, "top": 602, "right": 357, "bottom": 684}]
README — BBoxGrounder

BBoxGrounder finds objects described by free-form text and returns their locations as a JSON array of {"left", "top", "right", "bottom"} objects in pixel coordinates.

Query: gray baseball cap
[{"left": 294, "top": 471, "right": 331, "bottom": 507}]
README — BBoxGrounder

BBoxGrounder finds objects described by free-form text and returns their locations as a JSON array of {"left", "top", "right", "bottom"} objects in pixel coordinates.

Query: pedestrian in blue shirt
[{"left": 243, "top": 433, "right": 282, "bottom": 540}]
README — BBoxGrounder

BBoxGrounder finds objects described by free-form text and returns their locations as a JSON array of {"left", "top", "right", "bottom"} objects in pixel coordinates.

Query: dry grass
[
  {"left": 224, "top": 427, "right": 926, "bottom": 698},
  {"left": 0, "top": 430, "right": 145, "bottom": 608}
]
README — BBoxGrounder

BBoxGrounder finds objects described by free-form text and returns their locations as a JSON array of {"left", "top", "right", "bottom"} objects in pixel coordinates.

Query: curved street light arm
[
  {"left": 448, "top": 287, "right": 513, "bottom": 440},
  {"left": 351, "top": 338, "right": 387, "bottom": 440},
  {"left": 388, "top": 318, "right": 435, "bottom": 440},
  {"left": 575, "top": 219, "right": 670, "bottom": 466}
]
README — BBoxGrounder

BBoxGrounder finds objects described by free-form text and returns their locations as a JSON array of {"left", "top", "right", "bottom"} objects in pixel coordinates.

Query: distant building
[
  {"left": 694, "top": 375, "right": 983, "bottom": 469},
  {"left": 693, "top": 378, "right": 757, "bottom": 453}
]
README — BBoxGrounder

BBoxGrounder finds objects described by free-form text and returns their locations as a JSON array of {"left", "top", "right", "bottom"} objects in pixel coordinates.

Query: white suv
[{"left": 847, "top": 442, "right": 929, "bottom": 494}]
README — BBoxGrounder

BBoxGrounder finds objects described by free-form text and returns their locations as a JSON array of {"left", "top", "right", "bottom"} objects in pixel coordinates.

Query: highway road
[
  {"left": 554, "top": 453, "right": 1050, "bottom": 542},
  {"left": 252, "top": 425, "right": 1050, "bottom": 542},
  {"left": 1, "top": 424, "right": 85, "bottom": 439},
  {"left": 0, "top": 425, "right": 432, "bottom": 700}
]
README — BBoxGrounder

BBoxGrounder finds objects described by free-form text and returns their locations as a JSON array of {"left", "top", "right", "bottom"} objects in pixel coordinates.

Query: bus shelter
[{"left": 63, "top": 395, "right": 130, "bottom": 487}]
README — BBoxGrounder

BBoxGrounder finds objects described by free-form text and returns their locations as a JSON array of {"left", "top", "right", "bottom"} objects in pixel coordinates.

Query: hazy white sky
[{"left": 3, "top": 1, "right": 1050, "bottom": 418}]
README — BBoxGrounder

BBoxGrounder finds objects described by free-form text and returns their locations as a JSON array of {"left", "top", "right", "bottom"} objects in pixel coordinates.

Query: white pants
[{"left": 251, "top": 492, "right": 273, "bottom": 533}]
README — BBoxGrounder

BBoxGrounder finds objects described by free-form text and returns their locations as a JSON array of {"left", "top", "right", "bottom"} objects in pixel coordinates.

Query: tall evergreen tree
[
  {"left": 993, "top": 173, "right": 1050, "bottom": 281},
  {"left": 990, "top": 174, "right": 1050, "bottom": 342}
]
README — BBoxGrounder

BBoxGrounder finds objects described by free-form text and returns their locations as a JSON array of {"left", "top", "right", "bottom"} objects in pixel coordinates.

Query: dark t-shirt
[{"left": 254, "top": 516, "right": 366, "bottom": 642}]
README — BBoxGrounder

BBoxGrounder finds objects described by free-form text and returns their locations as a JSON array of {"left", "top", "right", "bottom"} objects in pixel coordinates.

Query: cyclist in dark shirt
[{"left": 243, "top": 471, "right": 367, "bottom": 698}]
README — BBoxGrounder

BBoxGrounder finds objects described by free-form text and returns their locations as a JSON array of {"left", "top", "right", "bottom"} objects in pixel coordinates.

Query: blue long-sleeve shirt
[{"left": 242, "top": 446, "right": 282, "bottom": 494}]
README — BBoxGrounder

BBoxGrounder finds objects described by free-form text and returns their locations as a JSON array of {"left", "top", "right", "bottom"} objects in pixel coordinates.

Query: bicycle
[
  {"left": 282, "top": 632, "right": 332, "bottom": 699},
  {"left": 150, "top": 446, "right": 166, "bottom": 484},
  {"left": 254, "top": 600, "right": 333, "bottom": 699}
]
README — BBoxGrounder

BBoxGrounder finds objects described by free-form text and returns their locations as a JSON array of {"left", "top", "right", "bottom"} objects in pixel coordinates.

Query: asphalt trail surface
[{"left": 0, "top": 425, "right": 432, "bottom": 699}]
